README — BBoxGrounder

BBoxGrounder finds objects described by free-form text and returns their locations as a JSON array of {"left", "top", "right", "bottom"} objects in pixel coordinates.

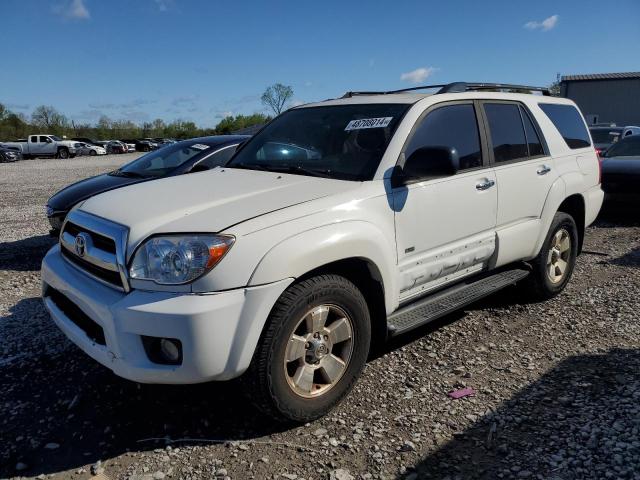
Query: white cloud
[
  {"left": 154, "top": 0, "right": 173, "bottom": 12},
  {"left": 524, "top": 14, "right": 559, "bottom": 31},
  {"left": 214, "top": 111, "right": 234, "bottom": 119},
  {"left": 400, "top": 67, "right": 438, "bottom": 84},
  {"left": 54, "top": 0, "right": 90, "bottom": 20}
]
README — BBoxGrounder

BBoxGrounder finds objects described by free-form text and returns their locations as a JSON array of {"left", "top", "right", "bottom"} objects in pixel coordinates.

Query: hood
[
  {"left": 48, "top": 173, "right": 147, "bottom": 211},
  {"left": 601, "top": 157, "right": 640, "bottom": 175},
  {"left": 79, "top": 168, "right": 358, "bottom": 249}
]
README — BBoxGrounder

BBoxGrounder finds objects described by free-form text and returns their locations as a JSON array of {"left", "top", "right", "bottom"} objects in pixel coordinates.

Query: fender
[
  {"left": 248, "top": 220, "right": 398, "bottom": 314},
  {"left": 531, "top": 172, "right": 587, "bottom": 258}
]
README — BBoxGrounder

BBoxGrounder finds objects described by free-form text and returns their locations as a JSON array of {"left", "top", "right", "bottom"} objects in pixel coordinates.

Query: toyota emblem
[{"left": 74, "top": 233, "right": 89, "bottom": 257}]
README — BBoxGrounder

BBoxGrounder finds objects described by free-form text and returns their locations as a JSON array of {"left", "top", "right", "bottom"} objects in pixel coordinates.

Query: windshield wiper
[
  {"left": 230, "top": 163, "right": 332, "bottom": 178},
  {"left": 109, "top": 169, "right": 150, "bottom": 178}
]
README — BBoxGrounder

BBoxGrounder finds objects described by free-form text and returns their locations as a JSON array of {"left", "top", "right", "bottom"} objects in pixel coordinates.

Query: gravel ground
[{"left": 1, "top": 156, "right": 639, "bottom": 480}]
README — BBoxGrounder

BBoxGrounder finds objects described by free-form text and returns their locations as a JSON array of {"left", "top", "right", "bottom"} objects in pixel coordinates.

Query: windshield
[
  {"left": 590, "top": 128, "right": 621, "bottom": 144},
  {"left": 605, "top": 136, "right": 640, "bottom": 157},
  {"left": 227, "top": 104, "right": 409, "bottom": 181},
  {"left": 51, "top": 135, "right": 62, "bottom": 141},
  {"left": 118, "top": 141, "right": 214, "bottom": 176}
]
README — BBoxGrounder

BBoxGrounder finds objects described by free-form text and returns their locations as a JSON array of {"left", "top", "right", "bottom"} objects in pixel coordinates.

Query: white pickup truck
[
  {"left": 42, "top": 82, "right": 603, "bottom": 422},
  {"left": 3, "top": 134, "right": 78, "bottom": 159}
]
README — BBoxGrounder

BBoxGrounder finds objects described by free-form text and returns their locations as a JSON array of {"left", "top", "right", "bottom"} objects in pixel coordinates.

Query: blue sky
[{"left": 1, "top": 0, "right": 639, "bottom": 127}]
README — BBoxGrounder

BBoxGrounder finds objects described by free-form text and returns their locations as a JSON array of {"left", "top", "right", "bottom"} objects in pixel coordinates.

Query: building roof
[{"left": 561, "top": 72, "right": 640, "bottom": 82}]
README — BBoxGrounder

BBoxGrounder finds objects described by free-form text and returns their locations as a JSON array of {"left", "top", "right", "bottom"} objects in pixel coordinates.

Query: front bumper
[{"left": 42, "top": 245, "right": 292, "bottom": 384}]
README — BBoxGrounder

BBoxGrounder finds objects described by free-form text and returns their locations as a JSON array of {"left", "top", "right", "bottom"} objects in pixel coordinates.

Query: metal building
[{"left": 560, "top": 72, "right": 640, "bottom": 126}]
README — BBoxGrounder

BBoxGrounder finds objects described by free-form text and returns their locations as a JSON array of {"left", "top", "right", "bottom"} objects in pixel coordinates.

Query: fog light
[
  {"left": 160, "top": 338, "right": 181, "bottom": 362},
  {"left": 142, "top": 336, "right": 182, "bottom": 365}
]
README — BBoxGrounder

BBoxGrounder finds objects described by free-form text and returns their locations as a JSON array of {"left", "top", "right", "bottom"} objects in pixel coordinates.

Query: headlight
[{"left": 129, "top": 234, "right": 234, "bottom": 285}]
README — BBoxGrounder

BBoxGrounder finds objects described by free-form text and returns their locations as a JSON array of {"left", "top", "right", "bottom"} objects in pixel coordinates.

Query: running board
[{"left": 387, "top": 267, "right": 530, "bottom": 337}]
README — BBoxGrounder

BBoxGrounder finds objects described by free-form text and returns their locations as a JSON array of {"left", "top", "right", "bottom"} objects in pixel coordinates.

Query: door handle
[
  {"left": 537, "top": 165, "right": 551, "bottom": 175},
  {"left": 475, "top": 179, "right": 495, "bottom": 191}
]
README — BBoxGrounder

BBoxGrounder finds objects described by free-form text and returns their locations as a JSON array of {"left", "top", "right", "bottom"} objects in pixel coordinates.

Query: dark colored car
[
  {"left": 45, "top": 135, "right": 249, "bottom": 234},
  {"left": 0, "top": 145, "right": 22, "bottom": 162},
  {"left": 600, "top": 135, "right": 640, "bottom": 196},
  {"left": 121, "top": 139, "right": 157, "bottom": 152},
  {"left": 105, "top": 140, "right": 127, "bottom": 154}
]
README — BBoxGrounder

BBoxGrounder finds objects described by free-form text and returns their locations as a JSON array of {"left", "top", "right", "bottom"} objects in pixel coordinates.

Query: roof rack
[{"left": 341, "top": 82, "right": 551, "bottom": 98}]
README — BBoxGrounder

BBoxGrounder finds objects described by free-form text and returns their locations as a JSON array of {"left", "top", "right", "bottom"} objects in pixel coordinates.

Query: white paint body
[{"left": 41, "top": 91, "right": 604, "bottom": 383}]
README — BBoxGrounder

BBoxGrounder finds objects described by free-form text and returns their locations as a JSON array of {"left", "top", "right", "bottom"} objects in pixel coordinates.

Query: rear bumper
[
  {"left": 41, "top": 245, "right": 292, "bottom": 384},
  {"left": 584, "top": 184, "right": 604, "bottom": 227}
]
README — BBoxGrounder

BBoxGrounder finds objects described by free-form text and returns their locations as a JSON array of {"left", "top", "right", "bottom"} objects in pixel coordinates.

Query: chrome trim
[
  {"left": 60, "top": 231, "right": 119, "bottom": 272},
  {"left": 60, "top": 210, "right": 131, "bottom": 292}
]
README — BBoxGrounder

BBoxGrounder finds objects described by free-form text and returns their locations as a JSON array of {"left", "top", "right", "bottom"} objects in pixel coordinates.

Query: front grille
[
  {"left": 47, "top": 287, "right": 106, "bottom": 345},
  {"left": 63, "top": 221, "right": 117, "bottom": 254},
  {"left": 61, "top": 248, "right": 124, "bottom": 288},
  {"left": 59, "top": 210, "right": 129, "bottom": 291}
]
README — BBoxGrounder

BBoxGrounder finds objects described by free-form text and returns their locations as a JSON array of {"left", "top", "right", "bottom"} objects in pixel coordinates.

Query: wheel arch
[{"left": 557, "top": 194, "right": 586, "bottom": 253}]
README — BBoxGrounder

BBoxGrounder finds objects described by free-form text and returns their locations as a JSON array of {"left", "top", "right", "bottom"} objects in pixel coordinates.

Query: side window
[
  {"left": 484, "top": 103, "right": 528, "bottom": 163},
  {"left": 406, "top": 104, "right": 483, "bottom": 170},
  {"left": 520, "top": 106, "right": 545, "bottom": 157},
  {"left": 539, "top": 103, "right": 591, "bottom": 149},
  {"left": 30, "top": 135, "right": 38, "bottom": 143},
  {"left": 39, "top": 136, "right": 50, "bottom": 143},
  {"left": 201, "top": 145, "right": 237, "bottom": 168}
]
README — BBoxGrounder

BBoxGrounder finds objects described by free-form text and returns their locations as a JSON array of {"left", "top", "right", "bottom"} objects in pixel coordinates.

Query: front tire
[
  {"left": 89, "top": 150, "right": 97, "bottom": 156},
  {"left": 57, "top": 148, "right": 69, "bottom": 159},
  {"left": 243, "top": 274, "right": 371, "bottom": 423},
  {"left": 524, "top": 212, "right": 578, "bottom": 301}
]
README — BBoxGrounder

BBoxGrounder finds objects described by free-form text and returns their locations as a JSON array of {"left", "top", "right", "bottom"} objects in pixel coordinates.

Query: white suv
[{"left": 42, "top": 82, "right": 603, "bottom": 422}]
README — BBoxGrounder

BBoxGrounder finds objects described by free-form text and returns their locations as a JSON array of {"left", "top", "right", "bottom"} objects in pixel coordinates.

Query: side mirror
[
  {"left": 395, "top": 146, "right": 460, "bottom": 185},
  {"left": 190, "top": 164, "right": 209, "bottom": 173},
  {"left": 46, "top": 138, "right": 53, "bottom": 143}
]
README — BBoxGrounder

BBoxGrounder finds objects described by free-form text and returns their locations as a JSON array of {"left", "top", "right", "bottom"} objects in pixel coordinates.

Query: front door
[{"left": 393, "top": 102, "right": 498, "bottom": 303}]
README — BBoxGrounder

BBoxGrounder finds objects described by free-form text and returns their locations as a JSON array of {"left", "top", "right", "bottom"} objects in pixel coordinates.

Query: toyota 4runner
[{"left": 42, "top": 82, "right": 604, "bottom": 422}]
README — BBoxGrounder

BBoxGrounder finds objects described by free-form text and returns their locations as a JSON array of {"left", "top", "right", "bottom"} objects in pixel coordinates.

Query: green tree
[
  {"left": 214, "top": 113, "right": 270, "bottom": 134},
  {"left": 261, "top": 83, "right": 293, "bottom": 116}
]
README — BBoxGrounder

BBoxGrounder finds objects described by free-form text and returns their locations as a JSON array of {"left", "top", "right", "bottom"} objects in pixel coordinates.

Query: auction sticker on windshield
[
  {"left": 191, "top": 144, "right": 211, "bottom": 150},
  {"left": 345, "top": 117, "right": 393, "bottom": 131}
]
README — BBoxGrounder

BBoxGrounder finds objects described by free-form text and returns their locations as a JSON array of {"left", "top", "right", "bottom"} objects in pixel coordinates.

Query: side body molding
[{"left": 248, "top": 221, "right": 398, "bottom": 314}]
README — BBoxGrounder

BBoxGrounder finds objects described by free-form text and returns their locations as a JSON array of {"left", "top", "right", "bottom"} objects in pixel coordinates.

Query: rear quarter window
[{"left": 539, "top": 103, "right": 591, "bottom": 149}]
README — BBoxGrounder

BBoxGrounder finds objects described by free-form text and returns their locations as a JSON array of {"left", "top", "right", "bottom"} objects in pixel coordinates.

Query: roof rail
[{"left": 341, "top": 82, "right": 551, "bottom": 98}]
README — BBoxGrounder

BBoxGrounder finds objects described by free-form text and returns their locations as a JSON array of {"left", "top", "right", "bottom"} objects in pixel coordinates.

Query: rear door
[
  {"left": 393, "top": 101, "right": 498, "bottom": 303},
  {"left": 479, "top": 101, "right": 558, "bottom": 265}
]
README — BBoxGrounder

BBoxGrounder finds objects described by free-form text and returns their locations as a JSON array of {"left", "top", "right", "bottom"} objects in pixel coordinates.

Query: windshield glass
[
  {"left": 51, "top": 135, "right": 62, "bottom": 141},
  {"left": 605, "top": 136, "right": 640, "bottom": 157},
  {"left": 227, "top": 104, "right": 409, "bottom": 181},
  {"left": 119, "top": 141, "right": 213, "bottom": 176},
  {"left": 590, "top": 128, "right": 621, "bottom": 144}
]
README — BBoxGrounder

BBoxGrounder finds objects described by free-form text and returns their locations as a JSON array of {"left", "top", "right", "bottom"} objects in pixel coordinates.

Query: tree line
[
  {"left": 0, "top": 103, "right": 271, "bottom": 141},
  {"left": 0, "top": 83, "right": 295, "bottom": 142}
]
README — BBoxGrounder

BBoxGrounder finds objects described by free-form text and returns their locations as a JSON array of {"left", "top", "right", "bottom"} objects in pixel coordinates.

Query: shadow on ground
[
  {"left": 593, "top": 196, "right": 640, "bottom": 228},
  {"left": 0, "top": 297, "right": 290, "bottom": 477},
  {"left": 398, "top": 348, "right": 640, "bottom": 479},
  {"left": 0, "top": 235, "right": 56, "bottom": 271}
]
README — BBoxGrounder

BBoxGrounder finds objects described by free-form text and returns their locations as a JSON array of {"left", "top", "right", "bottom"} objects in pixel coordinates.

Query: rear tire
[
  {"left": 89, "top": 150, "right": 96, "bottom": 156},
  {"left": 524, "top": 212, "right": 578, "bottom": 301},
  {"left": 243, "top": 274, "right": 371, "bottom": 423}
]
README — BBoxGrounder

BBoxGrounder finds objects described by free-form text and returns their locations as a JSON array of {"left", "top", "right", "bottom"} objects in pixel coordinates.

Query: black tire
[
  {"left": 243, "top": 274, "right": 371, "bottom": 423},
  {"left": 524, "top": 212, "right": 578, "bottom": 301},
  {"left": 57, "top": 148, "right": 69, "bottom": 159},
  {"left": 89, "top": 150, "right": 96, "bottom": 156}
]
